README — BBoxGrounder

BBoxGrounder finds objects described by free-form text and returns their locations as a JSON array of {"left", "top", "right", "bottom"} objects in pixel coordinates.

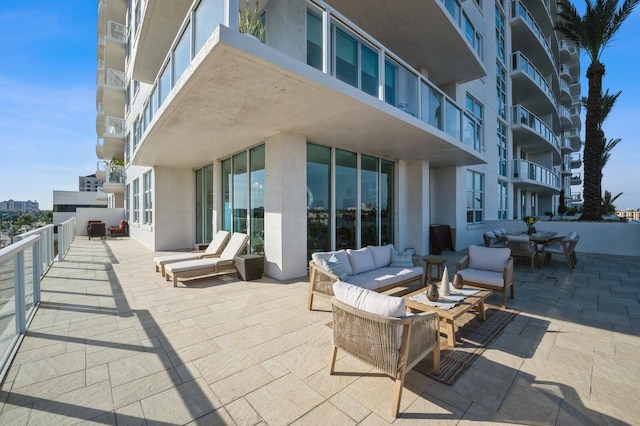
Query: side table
[{"left": 235, "top": 254, "right": 265, "bottom": 281}]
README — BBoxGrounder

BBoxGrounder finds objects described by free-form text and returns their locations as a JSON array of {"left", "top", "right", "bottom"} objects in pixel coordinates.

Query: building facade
[
  {"left": 96, "top": 0, "right": 581, "bottom": 280},
  {"left": 79, "top": 173, "right": 105, "bottom": 192},
  {"left": 0, "top": 200, "right": 39, "bottom": 213}
]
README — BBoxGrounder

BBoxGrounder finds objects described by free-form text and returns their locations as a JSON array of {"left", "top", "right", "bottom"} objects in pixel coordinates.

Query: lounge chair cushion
[
  {"left": 165, "top": 258, "right": 219, "bottom": 274},
  {"left": 333, "top": 281, "right": 406, "bottom": 317},
  {"left": 154, "top": 253, "right": 201, "bottom": 265},
  {"left": 368, "top": 245, "right": 393, "bottom": 269},
  {"left": 457, "top": 268, "right": 505, "bottom": 288},
  {"left": 468, "top": 245, "right": 510, "bottom": 272},
  {"left": 347, "top": 247, "right": 376, "bottom": 274},
  {"left": 205, "top": 230, "right": 231, "bottom": 254},
  {"left": 312, "top": 250, "right": 353, "bottom": 276},
  {"left": 390, "top": 249, "right": 414, "bottom": 268},
  {"left": 346, "top": 267, "right": 422, "bottom": 291}
]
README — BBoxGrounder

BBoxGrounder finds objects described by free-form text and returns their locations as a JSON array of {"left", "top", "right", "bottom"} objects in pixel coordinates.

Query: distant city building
[
  {"left": 617, "top": 209, "right": 640, "bottom": 221},
  {"left": 0, "top": 199, "right": 39, "bottom": 213},
  {"left": 79, "top": 174, "right": 104, "bottom": 192},
  {"left": 52, "top": 190, "right": 107, "bottom": 225}
]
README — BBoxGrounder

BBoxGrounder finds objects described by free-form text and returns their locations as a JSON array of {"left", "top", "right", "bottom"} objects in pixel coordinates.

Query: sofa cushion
[
  {"left": 333, "top": 281, "right": 406, "bottom": 317},
  {"left": 346, "top": 267, "right": 422, "bottom": 291},
  {"left": 368, "top": 245, "right": 393, "bottom": 269},
  {"left": 320, "top": 255, "right": 349, "bottom": 281},
  {"left": 484, "top": 230, "right": 496, "bottom": 239},
  {"left": 468, "top": 245, "right": 510, "bottom": 272},
  {"left": 347, "top": 248, "right": 376, "bottom": 275},
  {"left": 493, "top": 229, "right": 503, "bottom": 237},
  {"left": 457, "top": 268, "right": 505, "bottom": 288},
  {"left": 312, "top": 249, "right": 353, "bottom": 276},
  {"left": 390, "top": 249, "right": 414, "bottom": 268}
]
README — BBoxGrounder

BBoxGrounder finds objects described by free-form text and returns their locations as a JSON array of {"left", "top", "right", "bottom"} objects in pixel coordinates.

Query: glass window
[
  {"left": 466, "top": 171, "right": 484, "bottom": 224},
  {"left": 222, "top": 158, "right": 232, "bottom": 231},
  {"left": 194, "top": 0, "right": 223, "bottom": 54},
  {"left": 380, "top": 160, "right": 394, "bottom": 245},
  {"left": 150, "top": 85, "right": 159, "bottom": 118},
  {"left": 307, "top": 143, "right": 331, "bottom": 259},
  {"left": 361, "top": 44, "right": 378, "bottom": 97},
  {"left": 307, "top": 8, "right": 323, "bottom": 71},
  {"left": 334, "top": 27, "right": 358, "bottom": 88},
  {"left": 495, "top": 4, "right": 506, "bottom": 64},
  {"left": 143, "top": 170, "right": 153, "bottom": 225},
  {"left": 465, "top": 94, "right": 483, "bottom": 152},
  {"left": 384, "top": 59, "right": 396, "bottom": 107},
  {"left": 497, "top": 121, "right": 507, "bottom": 177},
  {"left": 250, "top": 146, "right": 265, "bottom": 255},
  {"left": 195, "top": 167, "right": 203, "bottom": 242},
  {"left": 498, "top": 180, "right": 508, "bottom": 220},
  {"left": 133, "top": 178, "right": 140, "bottom": 223},
  {"left": 335, "top": 149, "right": 357, "bottom": 249},
  {"left": 233, "top": 151, "right": 248, "bottom": 234},
  {"left": 173, "top": 24, "right": 192, "bottom": 85},
  {"left": 159, "top": 63, "right": 171, "bottom": 106},
  {"left": 361, "top": 155, "right": 379, "bottom": 246},
  {"left": 496, "top": 62, "right": 507, "bottom": 120},
  {"left": 195, "top": 164, "right": 214, "bottom": 244},
  {"left": 125, "top": 183, "right": 130, "bottom": 221}
]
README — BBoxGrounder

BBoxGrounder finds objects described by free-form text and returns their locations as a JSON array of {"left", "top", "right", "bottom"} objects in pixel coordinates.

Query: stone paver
[{"left": 0, "top": 238, "right": 638, "bottom": 424}]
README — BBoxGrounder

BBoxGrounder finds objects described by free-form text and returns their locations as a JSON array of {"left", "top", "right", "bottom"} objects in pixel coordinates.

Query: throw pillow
[
  {"left": 321, "top": 255, "right": 349, "bottom": 281},
  {"left": 368, "top": 244, "right": 393, "bottom": 269},
  {"left": 346, "top": 247, "right": 376, "bottom": 274},
  {"left": 484, "top": 230, "right": 496, "bottom": 239},
  {"left": 468, "top": 245, "right": 511, "bottom": 272},
  {"left": 312, "top": 250, "right": 353, "bottom": 275},
  {"left": 332, "top": 281, "right": 406, "bottom": 317},
  {"left": 390, "top": 249, "right": 414, "bottom": 268}
]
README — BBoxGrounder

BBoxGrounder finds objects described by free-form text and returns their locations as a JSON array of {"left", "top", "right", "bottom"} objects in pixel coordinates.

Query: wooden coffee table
[{"left": 404, "top": 287, "right": 492, "bottom": 347}]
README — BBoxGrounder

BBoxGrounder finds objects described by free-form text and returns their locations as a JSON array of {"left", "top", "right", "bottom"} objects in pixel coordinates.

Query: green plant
[{"left": 238, "top": 2, "right": 265, "bottom": 42}]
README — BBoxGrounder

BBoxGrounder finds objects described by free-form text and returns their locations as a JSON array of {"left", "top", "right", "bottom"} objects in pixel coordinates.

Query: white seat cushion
[
  {"left": 468, "top": 245, "right": 510, "bottom": 272},
  {"left": 457, "top": 268, "right": 505, "bottom": 288},
  {"left": 347, "top": 248, "right": 376, "bottom": 275},
  {"left": 154, "top": 253, "right": 199, "bottom": 265},
  {"left": 346, "top": 267, "right": 422, "bottom": 291},
  {"left": 165, "top": 258, "right": 219, "bottom": 273},
  {"left": 333, "top": 281, "right": 406, "bottom": 317}
]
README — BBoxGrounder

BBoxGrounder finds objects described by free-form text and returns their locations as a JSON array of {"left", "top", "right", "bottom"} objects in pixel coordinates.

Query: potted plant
[{"left": 238, "top": 2, "right": 265, "bottom": 42}]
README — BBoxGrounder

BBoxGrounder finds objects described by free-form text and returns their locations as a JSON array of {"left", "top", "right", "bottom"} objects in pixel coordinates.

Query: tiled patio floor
[{"left": 0, "top": 237, "right": 639, "bottom": 425}]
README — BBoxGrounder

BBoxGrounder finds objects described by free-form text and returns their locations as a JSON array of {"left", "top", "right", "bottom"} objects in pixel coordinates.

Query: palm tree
[
  {"left": 556, "top": 0, "right": 639, "bottom": 221},
  {"left": 601, "top": 137, "right": 621, "bottom": 169},
  {"left": 581, "top": 89, "right": 622, "bottom": 172},
  {"left": 601, "top": 190, "right": 622, "bottom": 215}
]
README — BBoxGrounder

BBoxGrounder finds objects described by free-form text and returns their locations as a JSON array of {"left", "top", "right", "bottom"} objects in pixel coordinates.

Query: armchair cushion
[
  {"left": 333, "top": 281, "right": 406, "bottom": 318},
  {"left": 457, "top": 268, "right": 505, "bottom": 288},
  {"left": 468, "top": 245, "right": 510, "bottom": 272},
  {"left": 368, "top": 244, "right": 393, "bottom": 269},
  {"left": 320, "top": 255, "right": 349, "bottom": 282},
  {"left": 346, "top": 247, "right": 376, "bottom": 274}
]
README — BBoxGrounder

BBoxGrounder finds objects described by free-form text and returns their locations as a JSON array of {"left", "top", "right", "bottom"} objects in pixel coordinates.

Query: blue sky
[{"left": 0, "top": 0, "right": 638, "bottom": 211}]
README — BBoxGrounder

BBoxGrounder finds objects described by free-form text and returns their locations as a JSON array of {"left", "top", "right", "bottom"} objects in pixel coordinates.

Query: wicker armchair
[
  {"left": 541, "top": 233, "right": 579, "bottom": 271},
  {"left": 330, "top": 297, "right": 439, "bottom": 418},
  {"left": 506, "top": 234, "right": 537, "bottom": 270}
]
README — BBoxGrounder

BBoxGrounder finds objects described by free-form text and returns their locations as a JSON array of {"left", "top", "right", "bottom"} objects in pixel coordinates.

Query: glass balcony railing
[
  {"left": 571, "top": 192, "right": 582, "bottom": 202},
  {"left": 511, "top": 1, "right": 554, "bottom": 64},
  {"left": 512, "top": 105, "right": 559, "bottom": 150},
  {"left": 98, "top": 59, "right": 104, "bottom": 71},
  {"left": 560, "top": 105, "right": 571, "bottom": 121},
  {"left": 512, "top": 52, "right": 557, "bottom": 107},
  {"left": 560, "top": 79, "right": 571, "bottom": 94},
  {"left": 105, "top": 117, "right": 125, "bottom": 138},
  {"left": 559, "top": 39, "right": 578, "bottom": 55},
  {"left": 106, "top": 165, "right": 125, "bottom": 185},
  {"left": 98, "top": 68, "right": 126, "bottom": 90},
  {"left": 107, "top": 21, "right": 127, "bottom": 43},
  {"left": 560, "top": 64, "right": 570, "bottom": 76},
  {"left": 571, "top": 173, "right": 582, "bottom": 184},
  {"left": 98, "top": 34, "right": 105, "bottom": 47},
  {"left": 513, "top": 159, "right": 560, "bottom": 187}
]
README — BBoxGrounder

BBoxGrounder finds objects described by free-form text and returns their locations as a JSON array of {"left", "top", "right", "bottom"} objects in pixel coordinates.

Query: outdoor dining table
[{"left": 507, "top": 231, "right": 559, "bottom": 266}]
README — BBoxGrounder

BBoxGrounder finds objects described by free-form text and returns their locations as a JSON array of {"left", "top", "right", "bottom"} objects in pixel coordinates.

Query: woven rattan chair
[
  {"left": 506, "top": 234, "right": 537, "bottom": 270},
  {"left": 541, "top": 233, "right": 579, "bottom": 271},
  {"left": 330, "top": 297, "right": 440, "bottom": 418}
]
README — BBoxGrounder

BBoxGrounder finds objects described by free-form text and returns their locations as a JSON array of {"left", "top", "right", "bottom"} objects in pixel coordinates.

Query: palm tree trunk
[{"left": 580, "top": 61, "right": 605, "bottom": 221}]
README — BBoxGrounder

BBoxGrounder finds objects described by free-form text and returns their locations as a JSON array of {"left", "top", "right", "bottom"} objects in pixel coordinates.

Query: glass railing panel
[
  {"left": 512, "top": 52, "right": 556, "bottom": 107},
  {"left": 444, "top": 99, "right": 461, "bottom": 140},
  {"left": 512, "top": 105, "right": 559, "bottom": 149},
  {"left": 106, "top": 165, "right": 125, "bottom": 184},
  {"left": 420, "top": 82, "right": 443, "bottom": 130},
  {"left": 513, "top": 159, "right": 559, "bottom": 186},
  {"left": 560, "top": 64, "right": 570, "bottom": 75},
  {"left": 23, "top": 246, "right": 34, "bottom": 315},
  {"left": 98, "top": 34, "right": 105, "bottom": 46},
  {"left": 560, "top": 80, "right": 571, "bottom": 93},
  {"left": 105, "top": 117, "right": 125, "bottom": 137},
  {"left": 512, "top": 1, "right": 553, "bottom": 63},
  {"left": 0, "top": 255, "right": 17, "bottom": 364},
  {"left": 443, "top": 0, "right": 461, "bottom": 25},
  {"left": 194, "top": 0, "right": 225, "bottom": 53},
  {"left": 106, "top": 69, "right": 126, "bottom": 89},
  {"left": 108, "top": 21, "right": 127, "bottom": 43}
]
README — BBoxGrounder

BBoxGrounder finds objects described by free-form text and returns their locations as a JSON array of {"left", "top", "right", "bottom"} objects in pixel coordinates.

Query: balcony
[
  {"left": 509, "top": 0, "right": 555, "bottom": 75},
  {"left": 560, "top": 137, "right": 572, "bottom": 154},
  {"left": 512, "top": 159, "right": 560, "bottom": 192},
  {"left": 96, "top": 137, "right": 104, "bottom": 159},
  {"left": 571, "top": 173, "right": 582, "bottom": 185},
  {"left": 96, "top": 68, "right": 126, "bottom": 114},
  {"left": 559, "top": 39, "right": 579, "bottom": 60},
  {"left": 561, "top": 160, "right": 572, "bottom": 176},
  {"left": 559, "top": 105, "right": 571, "bottom": 127},
  {"left": 103, "top": 164, "right": 125, "bottom": 194},
  {"left": 511, "top": 52, "right": 558, "bottom": 122},
  {"left": 324, "top": 0, "right": 486, "bottom": 86},
  {"left": 96, "top": 161, "right": 107, "bottom": 181},
  {"left": 511, "top": 105, "right": 561, "bottom": 164},
  {"left": 102, "top": 21, "right": 126, "bottom": 72},
  {"left": 559, "top": 79, "right": 572, "bottom": 104},
  {"left": 131, "top": 3, "right": 485, "bottom": 169},
  {"left": 570, "top": 153, "right": 582, "bottom": 168},
  {"left": 99, "top": 117, "right": 125, "bottom": 160},
  {"left": 570, "top": 105, "right": 581, "bottom": 128},
  {"left": 571, "top": 191, "right": 582, "bottom": 203},
  {"left": 95, "top": 187, "right": 107, "bottom": 201}
]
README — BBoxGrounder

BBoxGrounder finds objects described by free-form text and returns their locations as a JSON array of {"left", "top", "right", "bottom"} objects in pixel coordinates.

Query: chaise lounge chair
[
  {"left": 164, "top": 232, "right": 250, "bottom": 287},
  {"left": 153, "top": 230, "right": 231, "bottom": 276}
]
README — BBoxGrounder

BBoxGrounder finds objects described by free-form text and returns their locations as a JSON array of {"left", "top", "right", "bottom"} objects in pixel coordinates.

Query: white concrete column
[
  {"left": 397, "top": 161, "right": 430, "bottom": 255},
  {"left": 264, "top": 133, "right": 308, "bottom": 280}
]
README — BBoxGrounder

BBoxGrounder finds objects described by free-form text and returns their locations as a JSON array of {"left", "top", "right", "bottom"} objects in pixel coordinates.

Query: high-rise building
[
  {"left": 0, "top": 199, "right": 39, "bottom": 213},
  {"left": 96, "top": 0, "right": 581, "bottom": 280},
  {"left": 79, "top": 173, "right": 105, "bottom": 192}
]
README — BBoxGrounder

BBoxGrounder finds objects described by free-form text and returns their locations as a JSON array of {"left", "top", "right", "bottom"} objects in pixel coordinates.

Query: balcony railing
[
  {"left": 571, "top": 192, "right": 582, "bottom": 202},
  {"left": 559, "top": 39, "right": 578, "bottom": 55},
  {"left": 107, "top": 21, "right": 127, "bottom": 43},
  {"left": 106, "top": 165, "right": 125, "bottom": 185},
  {"left": 560, "top": 79, "right": 571, "bottom": 95},
  {"left": 571, "top": 173, "right": 582, "bottom": 185},
  {"left": 0, "top": 220, "right": 74, "bottom": 383},
  {"left": 133, "top": 0, "right": 480, "bottom": 155},
  {"left": 511, "top": 1, "right": 554, "bottom": 65},
  {"left": 512, "top": 105, "right": 559, "bottom": 151},
  {"left": 512, "top": 52, "right": 557, "bottom": 107},
  {"left": 560, "top": 64, "right": 570, "bottom": 76},
  {"left": 105, "top": 117, "right": 125, "bottom": 138},
  {"left": 98, "top": 68, "right": 126, "bottom": 90},
  {"left": 513, "top": 159, "right": 560, "bottom": 187},
  {"left": 560, "top": 105, "right": 571, "bottom": 121}
]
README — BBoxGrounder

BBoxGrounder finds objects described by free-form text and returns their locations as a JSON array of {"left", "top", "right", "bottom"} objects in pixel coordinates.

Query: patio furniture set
[{"left": 87, "top": 220, "right": 129, "bottom": 239}]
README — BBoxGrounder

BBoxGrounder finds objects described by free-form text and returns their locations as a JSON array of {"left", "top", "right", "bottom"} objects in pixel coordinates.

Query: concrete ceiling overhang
[
  {"left": 324, "top": 0, "right": 486, "bottom": 86},
  {"left": 131, "top": 26, "right": 486, "bottom": 170},
  {"left": 132, "top": 0, "right": 193, "bottom": 83}
]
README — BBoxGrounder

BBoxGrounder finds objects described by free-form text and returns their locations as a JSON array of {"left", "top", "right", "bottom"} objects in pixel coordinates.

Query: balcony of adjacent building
[
  {"left": 96, "top": 117, "right": 125, "bottom": 161},
  {"left": 571, "top": 191, "right": 582, "bottom": 203},
  {"left": 96, "top": 161, "right": 107, "bottom": 181},
  {"left": 571, "top": 172, "right": 582, "bottom": 186},
  {"left": 130, "top": 0, "right": 486, "bottom": 170},
  {"left": 509, "top": 0, "right": 555, "bottom": 76},
  {"left": 559, "top": 79, "right": 574, "bottom": 105},
  {"left": 512, "top": 159, "right": 560, "bottom": 192},
  {"left": 95, "top": 186, "right": 107, "bottom": 201},
  {"left": 97, "top": 0, "right": 126, "bottom": 36},
  {"left": 561, "top": 159, "right": 572, "bottom": 176},
  {"left": 511, "top": 52, "right": 559, "bottom": 126},
  {"left": 560, "top": 137, "right": 573, "bottom": 155},
  {"left": 559, "top": 39, "right": 579, "bottom": 63},
  {"left": 565, "top": 128, "right": 581, "bottom": 150},
  {"left": 511, "top": 105, "right": 561, "bottom": 165},
  {"left": 96, "top": 68, "right": 126, "bottom": 114},
  {"left": 97, "top": 20, "right": 126, "bottom": 72},
  {"left": 103, "top": 164, "right": 125, "bottom": 194},
  {"left": 569, "top": 104, "right": 581, "bottom": 129},
  {"left": 570, "top": 152, "right": 581, "bottom": 168}
]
